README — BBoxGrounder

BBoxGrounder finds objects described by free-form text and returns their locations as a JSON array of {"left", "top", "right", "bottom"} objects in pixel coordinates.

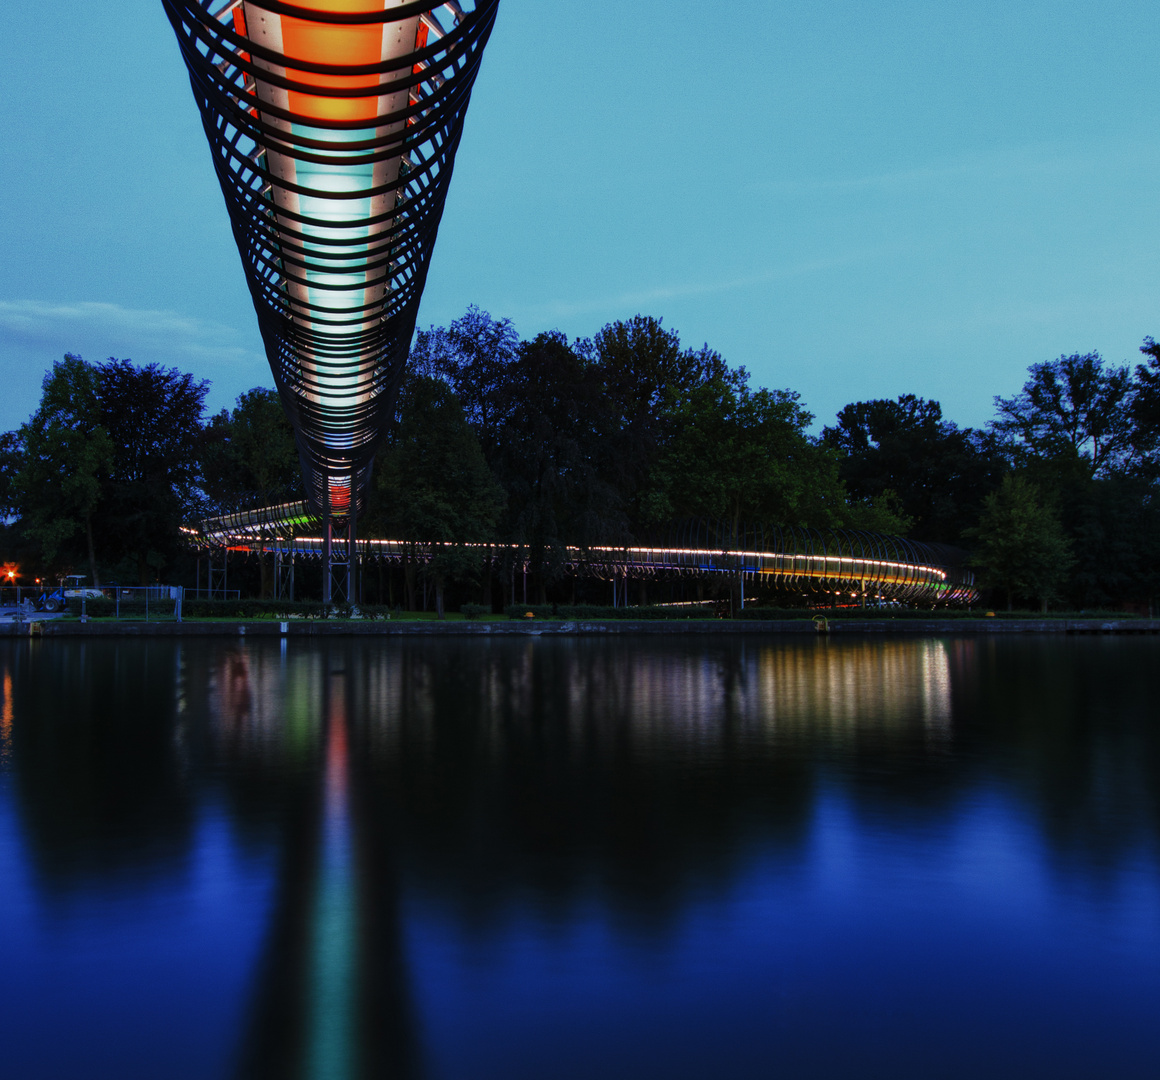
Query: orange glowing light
[{"left": 278, "top": 0, "right": 391, "bottom": 124}]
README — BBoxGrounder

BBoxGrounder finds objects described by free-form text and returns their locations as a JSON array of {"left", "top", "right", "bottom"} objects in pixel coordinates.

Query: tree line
[{"left": 2, "top": 310, "right": 1159, "bottom": 611}]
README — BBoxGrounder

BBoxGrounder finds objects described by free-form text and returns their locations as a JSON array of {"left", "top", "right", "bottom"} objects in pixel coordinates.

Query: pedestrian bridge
[{"left": 194, "top": 502, "right": 978, "bottom": 606}]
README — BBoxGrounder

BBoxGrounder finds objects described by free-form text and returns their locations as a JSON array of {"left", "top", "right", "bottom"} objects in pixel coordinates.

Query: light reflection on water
[
  {"left": 1, "top": 669, "right": 12, "bottom": 766},
  {"left": 0, "top": 635, "right": 1158, "bottom": 1080}
]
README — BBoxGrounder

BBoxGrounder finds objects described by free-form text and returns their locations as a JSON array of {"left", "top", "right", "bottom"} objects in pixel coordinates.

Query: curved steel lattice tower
[{"left": 163, "top": 0, "right": 499, "bottom": 521}]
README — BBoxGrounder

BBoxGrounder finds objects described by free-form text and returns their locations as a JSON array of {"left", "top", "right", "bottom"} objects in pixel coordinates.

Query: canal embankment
[{"left": 2, "top": 617, "right": 1158, "bottom": 637}]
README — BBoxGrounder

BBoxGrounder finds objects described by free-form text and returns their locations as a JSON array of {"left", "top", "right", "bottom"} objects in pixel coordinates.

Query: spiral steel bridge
[
  {"left": 195, "top": 505, "right": 979, "bottom": 606},
  {"left": 163, "top": 0, "right": 499, "bottom": 598}
]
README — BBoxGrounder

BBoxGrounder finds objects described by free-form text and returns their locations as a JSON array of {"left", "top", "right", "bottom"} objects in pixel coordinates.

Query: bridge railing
[{"left": 191, "top": 520, "right": 978, "bottom": 606}]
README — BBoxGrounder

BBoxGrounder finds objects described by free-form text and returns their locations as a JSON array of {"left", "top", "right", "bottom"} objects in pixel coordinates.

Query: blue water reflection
[{"left": 0, "top": 635, "right": 1158, "bottom": 1079}]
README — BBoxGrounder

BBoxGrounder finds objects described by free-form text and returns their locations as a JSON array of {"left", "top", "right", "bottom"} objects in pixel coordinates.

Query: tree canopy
[
  {"left": 14, "top": 355, "right": 113, "bottom": 584},
  {"left": 992, "top": 352, "right": 1135, "bottom": 480},
  {"left": 1133, "top": 337, "right": 1160, "bottom": 473},
  {"left": 94, "top": 359, "right": 209, "bottom": 583},
  {"left": 202, "top": 387, "right": 302, "bottom": 511},
  {"left": 3, "top": 322, "right": 1160, "bottom": 612},
  {"left": 965, "top": 475, "right": 1073, "bottom": 612},
  {"left": 373, "top": 375, "right": 504, "bottom": 615},
  {"left": 822, "top": 394, "right": 1004, "bottom": 543}
]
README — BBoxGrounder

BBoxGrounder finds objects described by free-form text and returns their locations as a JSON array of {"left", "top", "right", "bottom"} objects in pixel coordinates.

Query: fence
[
  {"left": 1, "top": 585, "right": 199, "bottom": 622},
  {"left": 81, "top": 586, "right": 186, "bottom": 622},
  {"left": 0, "top": 587, "right": 33, "bottom": 608}
]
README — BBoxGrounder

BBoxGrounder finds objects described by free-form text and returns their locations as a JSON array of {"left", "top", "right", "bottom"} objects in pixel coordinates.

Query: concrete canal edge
[{"left": 2, "top": 618, "right": 1159, "bottom": 638}]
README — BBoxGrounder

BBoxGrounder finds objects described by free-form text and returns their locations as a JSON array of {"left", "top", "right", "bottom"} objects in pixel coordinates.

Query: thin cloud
[
  {"left": 0, "top": 299, "right": 254, "bottom": 364},
  {"left": 0, "top": 299, "right": 271, "bottom": 429},
  {"left": 943, "top": 292, "right": 1160, "bottom": 340},
  {"left": 510, "top": 251, "right": 879, "bottom": 325},
  {"left": 750, "top": 138, "right": 1160, "bottom": 198}
]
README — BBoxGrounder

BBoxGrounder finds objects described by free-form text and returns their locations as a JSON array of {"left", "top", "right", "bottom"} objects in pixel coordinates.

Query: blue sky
[{"left": 1, "top": 0, "right": 1157, "bottom": 434}]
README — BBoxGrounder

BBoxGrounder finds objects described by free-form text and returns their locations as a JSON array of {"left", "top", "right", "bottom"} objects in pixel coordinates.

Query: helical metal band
[{"left": 162, "top": 0, "right": 500, "bottom": 517}]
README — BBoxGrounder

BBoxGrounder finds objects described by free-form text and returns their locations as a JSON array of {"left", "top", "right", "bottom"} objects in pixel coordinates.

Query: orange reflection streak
[
  {"left": 325, "top": 685, "right": 349, "bottom": 817},
  {"left": 1, "top": 670, "right": 12, "bottom": 762}
]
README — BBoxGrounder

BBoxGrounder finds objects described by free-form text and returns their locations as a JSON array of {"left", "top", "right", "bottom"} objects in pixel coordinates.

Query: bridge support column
[
  {"left": 275, "top": 545, "right": 295, "bottom": 602},
  {"left": 209, "top": 548, "right": 228, "bottom": 600},
  {"left": 347, "top": 499, "right": 357, "bottom": 606},
  {"left": 323, "top": 516, "right": 333, "bottom": 605}
]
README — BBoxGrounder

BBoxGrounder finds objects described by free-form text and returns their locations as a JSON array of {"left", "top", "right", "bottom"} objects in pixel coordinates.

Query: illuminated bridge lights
[
  {"left": 194, "top": 508, "right": 979, "bottom": 604},
  {"left": 589, "top": 546, "right": 951, "bottom": 585},
  {"left": 163, "top": 0, "right": 500, "bottom": 529}
]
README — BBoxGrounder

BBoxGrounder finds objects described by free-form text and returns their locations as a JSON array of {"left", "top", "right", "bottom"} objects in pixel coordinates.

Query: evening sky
[{"left": 1, "top": 0, "right": 1157, "bottom": 433}]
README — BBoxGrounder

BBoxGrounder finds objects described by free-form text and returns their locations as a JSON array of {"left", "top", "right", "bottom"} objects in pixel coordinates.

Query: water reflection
[
  {"left": 220, "top": 648, "right": 421, "bottom": 1080},
  {"left": 1, "top": 635, "right": 1158, "bottom": 1079},
  {"left": 1, "top": 668, "right": 12, "bottom": 766}
]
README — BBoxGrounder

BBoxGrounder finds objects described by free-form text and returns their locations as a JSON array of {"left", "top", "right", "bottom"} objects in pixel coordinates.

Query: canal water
[{"left": 0, "top": 635, "right": 1157, "bottom": 1079}]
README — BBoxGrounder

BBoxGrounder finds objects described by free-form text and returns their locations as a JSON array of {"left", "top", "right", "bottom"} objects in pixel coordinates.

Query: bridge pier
[
  {"left": 322, "top": 515, "right": 333, "bottom": 605},
  {"left": 347, "top": 503, "right": 357, "bottom": 606},
  {"left": 275, "top": 546, "right": 295, "bottom": 602}
]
